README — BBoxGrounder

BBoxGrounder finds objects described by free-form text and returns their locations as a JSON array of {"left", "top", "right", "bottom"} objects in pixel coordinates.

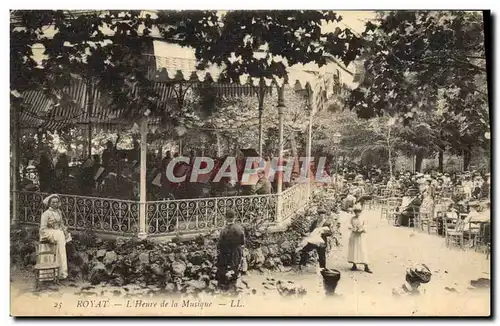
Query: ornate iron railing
[
  {"left": 14, "top": 191, "right": 140, "bottom": 235},
  {"left": 279, "top": 182, "right": 311, "bottom": 221},
  {"left": 14, "top": 182, "right": 312, "bottom": 236},
  {"left": 146, "top": 193, "right": 278, "bottom": 235}
]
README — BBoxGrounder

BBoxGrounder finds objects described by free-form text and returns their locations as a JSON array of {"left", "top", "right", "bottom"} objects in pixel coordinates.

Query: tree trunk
[
  {"left": 438, "top": 150, "right": 444, "bottom": 173},
  {"left": 415, "top": 150, "right": 424, "bottom": 173},
  {"left": 138, "top": 118, "right": 148, "bottom": 239},
  {"left": 437, "top": 131, "right": 445, "bottom": 173},
  {"left": 11, "top": 102, "right": 20, "bottom": 225},
  {"left": 258, "top": 78, "right": 265, "bottom": 157},
  {"left": 36, "top": 129, "right": 46, "bottom": 152},
  {"left": 258, "top": 108, "right": 263, "bottom": 156},
  {"left": 215, "top": 132, "right": 221, "bottom": 157},
  {"left": 226, "top": 137, "right": 231, "bottom": 155},
  {"left": 85, "top": 78, "right": 94, "bottom": 158},
  {"left": 277, "top": 85, "right": 285, "bottom": 222},
  {"left": 464, "top": 147, "right": 472, "bottom": 171},
  {"left": 289, "top": 132, "right": 298, "bottom": 158},
  {"left": 387, "top": 128, "right": 393, "bottom": 179}
]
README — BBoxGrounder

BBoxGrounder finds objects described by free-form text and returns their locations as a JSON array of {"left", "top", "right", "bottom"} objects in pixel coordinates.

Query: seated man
[
  {"left": 254, "top": 170, "right": 272, "bottom": 195},
  {"left": 394, "top": 196, "right": 421, "bottom": 227}
]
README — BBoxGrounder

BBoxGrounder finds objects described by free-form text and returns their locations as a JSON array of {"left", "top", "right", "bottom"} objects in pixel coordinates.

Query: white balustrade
[{"left": 14, "top": 181, "right": 312, "bottom": 236}]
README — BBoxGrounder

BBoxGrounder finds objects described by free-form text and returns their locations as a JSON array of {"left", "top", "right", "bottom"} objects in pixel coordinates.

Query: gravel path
[{"left": 10, "top": 208, "right": 490, "bottom": 316}]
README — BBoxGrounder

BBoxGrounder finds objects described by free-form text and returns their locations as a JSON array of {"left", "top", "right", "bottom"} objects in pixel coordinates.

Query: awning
[
  {"left": 17, "top": 78, "right": 178, "bottom": 131},
  {"left": 150, "top": 40, "right": 361, "bottom": 112},
  {"left": 15, "top": 40, "right": 361, "bottom": 132},
  {"left": 151, "top": 40, "right": 360, "bottom": 89}
]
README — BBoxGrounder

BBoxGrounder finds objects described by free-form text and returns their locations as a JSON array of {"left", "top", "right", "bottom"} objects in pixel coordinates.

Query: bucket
[{"left": 321, "top": 268, "right": 341, "bottom": 295}]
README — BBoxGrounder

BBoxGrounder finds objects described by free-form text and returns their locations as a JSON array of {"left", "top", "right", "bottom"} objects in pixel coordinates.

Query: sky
[{"left": 329, "top": 11, "right": 376, "bottom": 33}]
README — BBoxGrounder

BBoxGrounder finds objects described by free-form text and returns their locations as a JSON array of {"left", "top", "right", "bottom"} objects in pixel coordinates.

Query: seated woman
[
  {"left": 342, "top": 193, "right": 357, "bottom": 212},
  {"left": 462, "top": 201, "right": 485, "bottom": 247},
  {"left": 394, "top": 194, "right": 421, "bottom": 227},
  {"left": 439, "top": 203, "right": 459, "bottom": 235},
  {"left": 419, "top": 179, "right": 435, "bottom": 216},
  {"left": 40, "top": 194, "right": 72, "bottom": 280}
]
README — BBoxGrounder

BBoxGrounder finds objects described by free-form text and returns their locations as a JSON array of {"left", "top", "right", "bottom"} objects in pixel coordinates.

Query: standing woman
[
  {"left": 420, "top": 179, "right": 435, "bottom": 218},
  {"left": 347, "top": 204, "right": 372, "bottom": 273},
  {"left": 39, "top": 194, "right": 72, "bottom": 280}
]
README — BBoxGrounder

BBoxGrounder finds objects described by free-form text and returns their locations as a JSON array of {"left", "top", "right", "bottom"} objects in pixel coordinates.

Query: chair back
[
  {"left": 386, "top": 197, "right": 401, "bottom": 209},
  {"left": 453, "top": 214, "right": 470, "bottom": 232},
  {"left": 36, "top": 242, "right": 58, "bottom": 265},
  {"left": 380, "top": 187, "right": 390, "bottom": 197},
  {"left": 434, "top": 203, "right": 447, "bottom": 217}
]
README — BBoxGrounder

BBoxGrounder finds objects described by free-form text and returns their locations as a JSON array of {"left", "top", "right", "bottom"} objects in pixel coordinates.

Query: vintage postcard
[{"left": 10, "top": 9, "right": 491, "bottom": 317}]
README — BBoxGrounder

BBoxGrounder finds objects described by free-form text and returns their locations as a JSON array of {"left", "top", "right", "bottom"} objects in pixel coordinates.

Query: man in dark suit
[{"left": 216, "top": 211, "right": 246, "bottom": 291}]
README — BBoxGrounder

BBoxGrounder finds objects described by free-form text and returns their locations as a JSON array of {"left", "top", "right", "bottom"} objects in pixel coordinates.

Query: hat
[
  {"left": 353, "top": 203, "right": 362, "bottom": 212},
  {"left": 43, "top": 194, "right": 60, "bottom": 206},
  {"left": 317, "top": 208, "right": 328, "bottom": 215},
  {"left": 24, "top": 183, "right": 38, "bottom": 191},
  {"left": 406, "top": 263, "right": 432, "bottom": 284}
]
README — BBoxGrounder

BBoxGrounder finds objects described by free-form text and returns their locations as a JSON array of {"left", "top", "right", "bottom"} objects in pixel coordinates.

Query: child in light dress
[{"left": 347, "top": 203, "right": 372, "bottom": 273}]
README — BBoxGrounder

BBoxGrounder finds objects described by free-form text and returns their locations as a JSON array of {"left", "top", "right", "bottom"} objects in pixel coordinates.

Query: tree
[
  {"left": 12, "top": 11, "right": 362, "bottom": 155},
  {"left": 178, "top": 85, "right": 310, "bottom": 157},
  {"left": 11, "top": 10, "right": 363, "bottom": 133},
  {"left": 346, "top": 11, "right": 490, "bottom": 170},
  {"left": 174, "top": 10, "right": 362, "bottom": 153},
  {"left": 10, "top": 10, "right": 223, "bottom": 122}
]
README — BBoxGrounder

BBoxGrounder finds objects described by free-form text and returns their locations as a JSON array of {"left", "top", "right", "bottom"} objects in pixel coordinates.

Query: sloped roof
[{"left": 17, "top": 78, "right": 177, "bottom": 131}]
